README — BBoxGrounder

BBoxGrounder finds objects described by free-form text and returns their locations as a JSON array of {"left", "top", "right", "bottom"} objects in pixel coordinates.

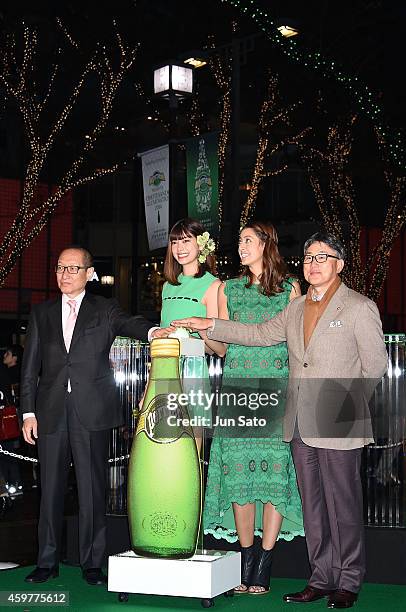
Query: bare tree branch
[
  {"left": 0, "top": 21, "right": 139, "bottom": 286},
  {"left": 208, "top": 41, "right": 232, "bottom": 241},
  {"left": 298, "top": 117, "right": 406, "bottom": 299},
  {"left": 240, "top": 73, "right": 307, "bottom": 227}
]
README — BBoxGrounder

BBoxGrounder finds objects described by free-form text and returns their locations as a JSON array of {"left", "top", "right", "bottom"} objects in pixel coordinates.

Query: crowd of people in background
[{"left": 0, "top": 344, "right": 24, "bottom": 517}]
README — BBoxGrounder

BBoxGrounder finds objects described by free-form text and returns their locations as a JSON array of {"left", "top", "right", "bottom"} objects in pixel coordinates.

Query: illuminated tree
[
  {"left": 208, "top": 45, "right": 231, "bottom": 238},
  {"left": 240, "top": 72, "right": 310, "bottom": 228},
  {"left": 0, "top": 20, "right": 138, "bottom": 285},
  {"left": 298, "top": 117, "right": 406, "bottom": 300}
]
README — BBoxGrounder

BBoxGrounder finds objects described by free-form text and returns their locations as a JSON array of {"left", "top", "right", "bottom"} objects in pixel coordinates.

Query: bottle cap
[
  {"left": 168, "top": 326, "right": 190, "bottom": 339},
  {"left": 150, "top": 338, "right": 180, "bottom": 358}
]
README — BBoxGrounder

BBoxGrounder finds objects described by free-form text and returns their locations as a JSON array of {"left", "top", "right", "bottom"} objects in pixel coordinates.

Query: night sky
[{"left": 0, "top": 1, "right": 403, "bottom": 226}]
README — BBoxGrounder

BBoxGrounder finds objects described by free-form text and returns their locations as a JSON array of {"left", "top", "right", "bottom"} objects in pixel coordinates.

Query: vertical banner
[
  {"left": 186, "top": 133, "right": 219, "bottom": 238},
  {"left": 140, "top": 145, "right": 169, "bottom": 250}
]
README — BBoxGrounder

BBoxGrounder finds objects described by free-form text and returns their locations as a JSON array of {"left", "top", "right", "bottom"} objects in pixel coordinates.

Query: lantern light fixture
[
  {"left": 183, "top": 57, "right": 207, "bottom": 69},
  {"left": 276, "top": 18, "right": 299, "bottom": 38},
  {"left": 153, "top": 62, "right": 194, "bottom": 100}
]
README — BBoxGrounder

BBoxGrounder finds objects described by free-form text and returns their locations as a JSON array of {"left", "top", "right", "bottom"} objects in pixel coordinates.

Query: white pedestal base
[
  {"left": 108, "top": 549, "right": 240, "bottom": 605},
  {"left": 0, "top": 562, "right": 19, "bottom": 570}
]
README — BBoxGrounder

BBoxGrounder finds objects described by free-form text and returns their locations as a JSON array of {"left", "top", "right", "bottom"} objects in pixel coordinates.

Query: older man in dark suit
[{"left": 21, "top": 246, "right": 162, "bottom": 586}]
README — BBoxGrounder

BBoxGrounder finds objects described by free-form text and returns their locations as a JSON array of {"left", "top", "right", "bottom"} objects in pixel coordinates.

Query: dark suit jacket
[{"left": 20, "top": 292, "right": 152, "bottom": 434}]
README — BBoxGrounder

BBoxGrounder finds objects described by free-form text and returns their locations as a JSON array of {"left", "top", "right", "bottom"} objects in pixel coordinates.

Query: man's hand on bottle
[
  {"left": 151, "top": 326, "right": 176, "bottom": 339},
  {"left": 171, "top": 317, "right": 214, "bottom": 332}
]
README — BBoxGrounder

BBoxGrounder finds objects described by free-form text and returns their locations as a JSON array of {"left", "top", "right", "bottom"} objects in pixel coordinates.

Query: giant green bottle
[{"left": 127, "top": 338, "right": 201, "bottom": 558}]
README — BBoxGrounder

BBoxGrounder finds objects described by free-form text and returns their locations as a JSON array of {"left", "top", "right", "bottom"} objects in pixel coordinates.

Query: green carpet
[{"left": 0, "top": 565, "right": 405, "bottom": 611}]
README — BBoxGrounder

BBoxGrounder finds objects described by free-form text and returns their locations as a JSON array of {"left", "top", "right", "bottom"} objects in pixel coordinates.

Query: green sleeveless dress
[
  {"left": 161, "top": 272, "right": 217, "bottom": 330},
  {"left": 203, "top": 277, "right": 304, "bottom": 542},
  {"left": 161, "top": 272, "right": 218, "bottom": 423}
]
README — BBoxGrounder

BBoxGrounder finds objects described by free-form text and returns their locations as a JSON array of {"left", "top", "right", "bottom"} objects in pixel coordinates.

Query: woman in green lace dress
[{"left": 203, "top": 221, "right": 304, "bottom": 594}]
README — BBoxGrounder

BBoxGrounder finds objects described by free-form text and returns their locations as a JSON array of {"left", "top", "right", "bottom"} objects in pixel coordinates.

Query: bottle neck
[{"left": 149, "top": 355, "right": 180, "bottom": 380}]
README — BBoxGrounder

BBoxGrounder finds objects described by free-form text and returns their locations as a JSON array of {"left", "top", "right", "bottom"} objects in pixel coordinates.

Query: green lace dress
[{"left": 203, "top": 277, "right": 304, "bottom": 542}]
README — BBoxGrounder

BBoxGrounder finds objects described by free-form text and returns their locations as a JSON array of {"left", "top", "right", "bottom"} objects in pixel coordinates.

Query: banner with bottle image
[
  {"left": 140, "top": 145, "right": 169, "bottom": 250},
  {"left": 186, "top": 132, "right": 219, "bottom": 238}
]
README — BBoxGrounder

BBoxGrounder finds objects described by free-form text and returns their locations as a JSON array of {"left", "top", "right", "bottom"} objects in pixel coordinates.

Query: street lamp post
[{"left": 153, "top": 62, "right": 194, "bottom": 226}]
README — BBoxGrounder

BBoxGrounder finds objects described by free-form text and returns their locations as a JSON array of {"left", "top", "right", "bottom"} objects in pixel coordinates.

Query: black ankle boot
[
  {"left": 249, "top": 546, "right": 274, "bottom": 594},
  {"left": 234, "top": 543, "right": 256, "bottom": 593}
]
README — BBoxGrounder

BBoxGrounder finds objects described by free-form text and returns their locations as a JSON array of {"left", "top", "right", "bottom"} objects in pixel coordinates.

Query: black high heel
[
  {"left": 234, "top": 543, "right": 256, "bottom": 594},
  {"left": 248, "top": 546, "right": 274, "bottom": 594}
]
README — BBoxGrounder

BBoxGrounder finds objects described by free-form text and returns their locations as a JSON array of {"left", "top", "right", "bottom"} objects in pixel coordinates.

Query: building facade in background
[{"left": 0, "top": 178, "right": 72, "bottom": 344}]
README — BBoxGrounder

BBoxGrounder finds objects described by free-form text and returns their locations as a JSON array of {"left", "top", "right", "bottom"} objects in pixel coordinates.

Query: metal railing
[
  {"left": 363, "top": 334, "right": 406, "bottom": 527},
  {"left": 107, "top": 334, "right": 406, "bottom": 527},
  {"left": 3, "top": 333, "right": 403, "bottom": 526}
]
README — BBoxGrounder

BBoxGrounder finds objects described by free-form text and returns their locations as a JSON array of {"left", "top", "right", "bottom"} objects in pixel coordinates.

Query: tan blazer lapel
[
  {"left": 304, "top": 283, "right": 348, "bottom": 351},
  {"left": 296, "top": 300, "right": 305, "bottom": 357}
]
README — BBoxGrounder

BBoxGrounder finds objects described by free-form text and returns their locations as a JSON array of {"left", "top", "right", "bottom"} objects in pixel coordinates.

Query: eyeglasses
[
  {"left": 303, "top": 254, "right": 340, "bottom": 264},
  {"left": 55, "top": 265, "right": 88, "bottom": 275}
]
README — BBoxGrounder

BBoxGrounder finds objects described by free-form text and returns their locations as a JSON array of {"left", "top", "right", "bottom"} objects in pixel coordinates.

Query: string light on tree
[
  {"left": 222, "top": 0, "right": 405, "bottom": 169},
  {"left": 56, "top": 17, "right": 79, "bottom": 49},
  {"left": 240, "top": 72, "right": 310, "bottom": 227},
  {"left": 298, "top": 117, "right": 364, "bottom": 292},
  {"left": 367, "top": 127, "right": 406, "bottom": 300},
  {"left": 0, "top": 21, "right": 139, "bottom": 286},
  {"left": 208, "top": 40, "right": 232, "bottom": 242},
  {"left": 134, "top": 81, "right": 168, "bottom": 132},
  {"left": 187, "top": 85, "right": 206, "bottom": 136},
  {"left": 297, "top": 115, "right": 405, "bottom": 300}
]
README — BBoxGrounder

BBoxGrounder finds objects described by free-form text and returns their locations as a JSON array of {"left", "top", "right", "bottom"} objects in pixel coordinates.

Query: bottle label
[
  {"left": 136, "top": 394, "right": 194, "bottom": 444},
  {"left": 143, "top": 512, "right": 186, "bottom": 538}
]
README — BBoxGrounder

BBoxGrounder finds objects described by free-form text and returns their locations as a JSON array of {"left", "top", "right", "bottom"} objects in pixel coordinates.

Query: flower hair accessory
[{"left": 196, "top": 231, "right": 215, "bottom": 263}]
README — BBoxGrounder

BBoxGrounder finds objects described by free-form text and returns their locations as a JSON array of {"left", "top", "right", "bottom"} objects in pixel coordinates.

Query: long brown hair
[
  {"left": 164, "top": 218, "right": 217, "bottom": 285},
  {"left": 241, "top": 221, "right": 290, "bottom": 296}
]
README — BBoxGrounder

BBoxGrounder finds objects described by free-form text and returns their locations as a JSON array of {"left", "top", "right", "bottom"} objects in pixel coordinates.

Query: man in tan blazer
[{"left": 172, "top": 231, "right": 387, "bottom": 609}]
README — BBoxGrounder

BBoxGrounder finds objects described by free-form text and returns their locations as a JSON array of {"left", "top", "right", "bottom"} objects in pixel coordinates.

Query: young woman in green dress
[
  {"left": 160, "top": 219, "right": 226, "bottom": 447},
  {"left": 160, "top": 218, "right": 225, "bottom": 358},
  {"left": 203, "top": 221, "right": 304, "bottom": 594}
]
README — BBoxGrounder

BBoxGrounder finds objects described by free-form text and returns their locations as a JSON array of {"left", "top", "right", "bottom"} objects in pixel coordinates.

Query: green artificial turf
[{"left": 0, "top": 565, "right": 405, "bottom": 612}]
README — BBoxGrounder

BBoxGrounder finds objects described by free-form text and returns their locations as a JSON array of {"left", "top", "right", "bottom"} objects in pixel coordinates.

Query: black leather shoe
[
  {"left": 82, "top": 568, "right": 107, "bottom": 586},
  {"left": 24, "top": 567, "right": 59, "bottom": 583},
  {"left": 327, "top": 589, "right": 358, "bottom": 608},
  {"left": 283, "top": 585, "right": 335, "bottom": 603}
]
